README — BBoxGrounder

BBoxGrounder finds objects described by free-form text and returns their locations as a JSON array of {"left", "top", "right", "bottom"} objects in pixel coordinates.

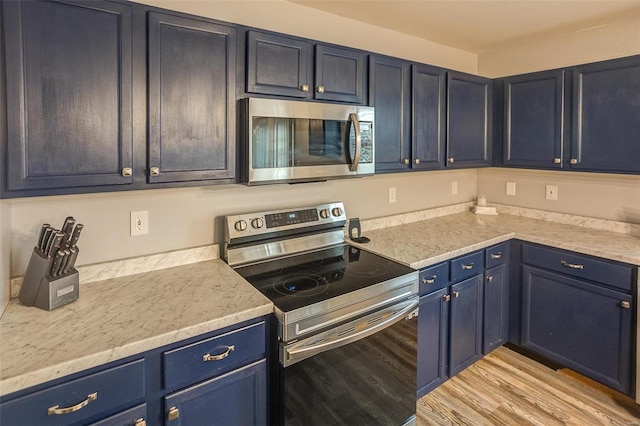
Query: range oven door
[{"left": 274, "top": 298, "right": 418, "bottom": 426}]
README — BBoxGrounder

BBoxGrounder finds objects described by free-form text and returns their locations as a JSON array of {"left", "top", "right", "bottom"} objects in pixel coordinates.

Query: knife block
[{"left": 18, "top": 248, "right": 79, "bottom": 311}]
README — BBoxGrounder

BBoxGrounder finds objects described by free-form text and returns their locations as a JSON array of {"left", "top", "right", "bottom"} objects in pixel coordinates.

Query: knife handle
[
  {"left": 50, "top": 250, "right": 65, "bottom": 278},
  {"left": 40, "top": 228, "right": 54, "bottom": 254},
  {"left": 60, "top": 218, "right": 76, "bottom": 247},
  {"left": 37, "top": 224, "right": 51, "bottom": 251},
  {"left": 47, "top": 232, "right": 64, "bottom": 258},
  {"left": 65, "top": 247, "right": 79, "bottom": 275},
  {"left": 67, "top": 224, "right": 84, "bottom": 248}
]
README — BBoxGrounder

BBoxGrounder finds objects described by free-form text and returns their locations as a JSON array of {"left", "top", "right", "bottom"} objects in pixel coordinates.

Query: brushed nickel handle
[
  {"left": 402, "top": 158, "right": 410, "bottom": 165},
  {"left": 48, "top": 393, "right": 97, "bottom": 415},
  {"left": 135, "top": 419, "right": 147, "bottom": 426},
  {"left": 453, "top": 291, "right": 460, "bottom": 298},
  {"left": 203, "top": 345, "right": 235, "bottom": 362},
  {"left": 561, "top": 260, "right": 584, "bottom": 270},
  {"left": 168, "top": 407, "right": 180, "bottom": 421},
  {"left": 621, "top": 301, "right": 630, "bottom": 309},
  {"left": 461, "top": 262, "right": 474, "bottom": 270},
  {"left": 300, "top": 84, "right": 309, "bottom": 92},
  {"left": 316, "top": 85, "right": 325, "bottom": 93},
  {"left": 121, "top": 167, "right": 132, "bottom": 177},
  {"left": 423, "top": 276, "right": 436, "bottom": 284},
  {"left": 448, "top": 157, "right": 455, "bottom": 163},
  {"left": 348, "top": 113, "right": 361, "bottom": 172},
  {"left": 570, "top": 158, "right": 578, "bottom": 165},
  {"left": 486, "top": 275, "right": 494, "bottom": 282},
  {"left": 553, "top": 158, "right": 561, "bottom": 164},
  {"left": 443, "top": 294, "right": 451, "bottom": 302},
  {"left": 150, "top": 167, "right": 160, "bottom": 176},
  {"left": 490, "top": 253, "right": 502, "bottom": 259},
  {"left": 414, "top": 158, "right": 421, "bottom": 165}
]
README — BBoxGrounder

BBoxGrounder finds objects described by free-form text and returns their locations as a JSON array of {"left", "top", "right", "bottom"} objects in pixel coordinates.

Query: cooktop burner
[{"left": 234, "top": 244, "right": 415, "bottom": 313}]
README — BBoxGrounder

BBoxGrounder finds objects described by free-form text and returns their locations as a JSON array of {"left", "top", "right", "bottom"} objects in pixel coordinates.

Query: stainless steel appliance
[
  {"left": 241, "top": 98, "right": 375, "bottom": 185},
  {"left": 224, "top": 202, "right": 419, "bottom": 425}
]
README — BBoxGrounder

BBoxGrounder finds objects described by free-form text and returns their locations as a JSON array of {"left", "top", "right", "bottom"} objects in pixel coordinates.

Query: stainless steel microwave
[{"left": 242, "top": 98, "right": 375, "bottom": 185}]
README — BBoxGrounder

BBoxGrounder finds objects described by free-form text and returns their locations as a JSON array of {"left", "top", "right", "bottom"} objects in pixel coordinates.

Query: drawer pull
[
  {"left": 48, "top": 392, "right": 97, "bottom": 415},
  {"left": 423, "top": 275, "right": 436, "bottom": 284},
  {"left": 490, "top": 252, "right": 502, "bottom": 259},
  {"left": 300, "top": 84, "right": 309, "bottom": 92},
  {"left": 453, "top": 291, "right": 460, "bottom": 298},
  {"left": 443, "top": 294, "right": 451, "bottom": 302},
  {"left": 621, "top": 301, "right": 631, "bottom": 309},
  {"left": 561, "top": 260, "right": 584, "bottom": 270},
  {"left": 168, "top": 407, "right": 180, "bottom": 421},
  {"left": 461, "top": 262, "right": 474, "bottom": 270},
  {"left": 203, "top": 345, "right": 235, "bottom": 362},
  {"left": 486, "top": 276, "right": 494, "bottom": 282},
  {"left": 134, "top": 419, "right": 147, "bottom": 426}
]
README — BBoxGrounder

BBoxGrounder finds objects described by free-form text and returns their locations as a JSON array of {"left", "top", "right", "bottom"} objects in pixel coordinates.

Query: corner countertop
[
  {"left": 0, "top": 259, "right": 273, "bottom": 397},
  {"left": 349, "top": 211, "right": 640, "bottom": 269}
]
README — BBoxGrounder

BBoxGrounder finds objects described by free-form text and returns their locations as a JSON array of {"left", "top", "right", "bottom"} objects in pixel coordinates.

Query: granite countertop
[
  {"left": 351, "top": 211, "right": 640, "bottom": 269},
  {"left": 0, "top": 259, "right": 273, "bottom": 397}
]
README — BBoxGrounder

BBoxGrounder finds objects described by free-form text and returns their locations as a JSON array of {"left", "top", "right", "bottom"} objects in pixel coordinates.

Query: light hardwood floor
[{"left": 417, "top": 346, "right": 640, "bottom": 425}]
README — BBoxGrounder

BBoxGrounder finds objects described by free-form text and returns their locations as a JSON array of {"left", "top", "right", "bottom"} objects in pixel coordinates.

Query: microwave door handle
[{"left": 348, "top": 113, "right": 361, "bottom": 172}]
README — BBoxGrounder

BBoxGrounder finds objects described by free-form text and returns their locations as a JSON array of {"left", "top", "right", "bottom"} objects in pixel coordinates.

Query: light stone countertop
[
  {"left": 349, "top": 211, "right": 640, "bottom": 269},
  {"left": 0, "top": 259, "right": 273, "bottom": 397}
]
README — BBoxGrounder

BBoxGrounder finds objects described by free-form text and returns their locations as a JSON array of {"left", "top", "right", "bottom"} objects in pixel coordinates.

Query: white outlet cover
[
  {"left": 451, "top": 181, "right": 458, "bottom": 195},
  {"left": 388, "top": 187, "right": 397, "bottom": 203},
  {"left": 506, "top": 182, "right": 516, "bottom": 196},
  {"left": 130, "top": 210, "right": 149, "bottom": 236}
]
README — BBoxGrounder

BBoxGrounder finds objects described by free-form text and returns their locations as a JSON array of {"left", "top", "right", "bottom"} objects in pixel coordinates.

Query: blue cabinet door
[
  {"left": 446, "top": 72, "right": 492, "bottom": 168},
  {"left": 412, "top": 64, "right": 446, "bottom": 170},
  {"left": 164, "top": 359, "right": 267, "bottom": 426},
  {"left": 314, "top": 45, "right": 366, "bottom": 104},
  {"left": 148, "top": 12, "right": 236, "bottom": 184},
  {"left": 449, "top": 274, "right": 483, "bottom": 376},
  {"left": 483, "top": 264, "right": 508, "bottom": 354},
  {"left": 4, "top": 0, "right": 134, "bottom": 192},
  {"left": 521, "top": 266, "right": 633, "bottom": 394},
  {"left": 370, "top": 55, "right": 412, "bottom": 172},
  {"left": 570, "top": 56, "right": 640, "bottom": 173},
  {"left": 417, "top": 288, "right": 449, "bottom": 398},
  {"left": 503, "top": 70, "right": 565, "bottom": 169}
]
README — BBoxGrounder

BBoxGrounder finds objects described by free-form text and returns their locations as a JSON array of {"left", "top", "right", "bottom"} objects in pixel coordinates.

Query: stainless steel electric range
[{"left": 224, "top": 202, "right": 419, "bottom": 426}]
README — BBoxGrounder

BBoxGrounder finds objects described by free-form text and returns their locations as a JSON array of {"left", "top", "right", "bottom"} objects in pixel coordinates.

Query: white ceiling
[{"left": 287, "top": 0, "right": 640, "bottom": 53}]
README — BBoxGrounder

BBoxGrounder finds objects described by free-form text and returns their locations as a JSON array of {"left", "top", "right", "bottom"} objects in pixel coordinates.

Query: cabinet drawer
[
  {"left": 0, "top": 360, "right": 145, "bottom": 426},
  {"left": 164, "top": 321, "right": 265, "bottom": 390},
  {"left": 451, "top": 251, "right": 484, "bottom": 282},
  {"left": 89, "top": 403, "right": 146, "bottom": 426},
  {"left": 522, "top": 244, "right": 633, "bottom": 291},
  {"left": 485, "top": 242, "right": 508, "bottom": 268},
  {"left": 419, "top": 262, "right": 450, "bottom": 295}
]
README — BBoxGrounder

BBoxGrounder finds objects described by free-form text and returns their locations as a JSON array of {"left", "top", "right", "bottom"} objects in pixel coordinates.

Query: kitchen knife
[
  {"left": 60, "top": 217, "right": 76, "bottom": 247},
  {"left": 58, "top": 248, "right": 73, "bottom": 276},
  {"left": 46, "top": 232, "right": 64, "bottom": 258},
  {"left": 67, "top": 223, "right": 84, "bottom": 248},
  {"left": 40, "top": 228, "right": 55, "bottom": 255},
  {"left": 37, "top": 224, "right": 50, "bottom": 251},
  {"left": 65, "top": 247, "right": 79, "bottom": 274},
  {"left": 50, "top": 249, "right": 65, "bottom": 277}
]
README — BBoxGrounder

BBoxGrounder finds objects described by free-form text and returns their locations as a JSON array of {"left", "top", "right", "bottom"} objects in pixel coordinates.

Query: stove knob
[
  {"left": 234, "top": 220, "right": 247, "bottom": 232},
  {"left": 319, "top": 209, "right": 330, "bottom": 219},
  {"left": 331, "top": 207, "right": 343, "bottom": 217},
  {"left": 251, "top": 218, "right": 264, "bottom": 229}
]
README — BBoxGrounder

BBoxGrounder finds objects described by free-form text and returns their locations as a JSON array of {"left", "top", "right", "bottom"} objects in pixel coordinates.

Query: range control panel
[{"left": 225, "top": 202, "right": 346, "bottom": 241}]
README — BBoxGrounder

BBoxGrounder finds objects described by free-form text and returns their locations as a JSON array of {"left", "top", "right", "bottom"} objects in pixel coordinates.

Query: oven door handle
[
  {"left": 348, "top": 113, "right": 361, "bottom": 172},
  {"left": 282, "top": 298, "right": 418, "bottom": 367}
]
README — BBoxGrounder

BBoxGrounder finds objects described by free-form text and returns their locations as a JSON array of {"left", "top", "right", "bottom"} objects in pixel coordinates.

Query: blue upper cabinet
[
  {"left": 503, "top": 70, "right": 565, "bottom": 169},
  {"left": 570, "top": 56, "right": 640, "bottom": 173},
  {"left": 246, "top": 30, "right": 366, "bottom": 103},
  {"left": 412, "top": 64, "right": 447, "bottom": 170},
  {"left": 148, "top": 12, "right": 236, "bottom": 184},
  {"left": 3, "top": 0, "right": 134, "bottom": 192},
  {"left": 446, "top": 72, "right": 492, "bottom": 168},
  {"left": 369, "top": 55, "right": 412, "bottom": 172}
]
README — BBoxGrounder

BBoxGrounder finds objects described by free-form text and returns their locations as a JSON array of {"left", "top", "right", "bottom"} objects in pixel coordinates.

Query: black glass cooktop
[{"left": 234, "top": 245, "right": 416, "bottom": 313}]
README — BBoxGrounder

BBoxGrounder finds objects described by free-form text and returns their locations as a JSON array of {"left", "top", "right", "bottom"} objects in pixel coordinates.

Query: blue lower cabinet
[
  {"left": 449, "top": 274, "right": 484, "bottom": 376},
  {"left": 483, "top": 264, "right": 508, "bottom": 354},
  {"left": 521, "top": 266, "right": 633, "bottom": 394},
  {"left": 164, "top": 359, "right": 267, "bottom": 426},
  {"left": 89, "top": 404, "right": 147, "bottom": 426},
  {"left": 417, "top": 287, "right": 449, "bottom": 397}
]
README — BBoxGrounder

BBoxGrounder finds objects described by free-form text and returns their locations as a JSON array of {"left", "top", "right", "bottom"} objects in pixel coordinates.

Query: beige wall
[
  {"left": 1, "top": 200, "right": 11, "bottom": 313},
  {"left": 477, "top": 168, "right": 640, "bottom": 223}
]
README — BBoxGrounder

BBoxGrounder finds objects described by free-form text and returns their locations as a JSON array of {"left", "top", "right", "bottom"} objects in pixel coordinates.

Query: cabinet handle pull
[
  {"left": 150, "top": 167, "right": 160, "bottom": 176},
  {"left": 448, "top": 157, "right": 455, "bottom": 163},
  {"left": 203, "top": 345, "right": 235, "bottom": 362},
  {"left": 490, "top": 252, "right": 502, "bottom": 259},
  {"left": 553, "top": 158, "right": 561, "bottom": 164},
  {"left": 621, "top": 301, "right": 631, "bottom": 309},
  {"left": 423, "top": 275, "right": 436, "bottom": 284},
  {"left": 461, "top": 262, "right": 474, "bottom": 270},
  {"left": 453, "top": 291, "right": 460, "bottom": 298},
  {"left": 121, "top": 167, "right": 132, "bottom": 177},
  {"left": 486, "top": 276, "right": 494, "bottom": 282},
  {"left": 414, "top": 158, "right": 421, "bottom": 165},
  {"left": 316, "top": 85, "right": 325, "bottom": 93},
  {"left": 560, "top": 260, "right": 584, "bottom": 270},
  {"left": 443, "top": 294, "right": 451, "bottom": 302},
  {"left": 300, "top": 84, "right": 309, "bottom": 92},
  {"left": 168, "top": 407, "right": 180, "bottom": 421},
  {"left": 570, "top": 158, "right": 578, "bottom": 165},
  {"left": 134, "top": 419, "right": 147, "bottom": 426},
  {"left": 48, "top": 392, "right": 97, "bottom": 415},
  {"left": 402, "top": 158, "right": 410, "bottom": 165}
]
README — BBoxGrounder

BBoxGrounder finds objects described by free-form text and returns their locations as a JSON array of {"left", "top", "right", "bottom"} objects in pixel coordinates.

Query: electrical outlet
[
  {"left": 388, "top": 187, "right": 397, "bottom": 203},
  {"left": 506, "top": 182, "right": 516, "bottom": 196},
  {"left": 451, "top": 181, "right": 458, "bottom": 195},
  {"left": 131, "top": 210, "right": 149, "bottom": 236},
  {"left": 545, "top": 185, "right": 558, "bottom": 201}
]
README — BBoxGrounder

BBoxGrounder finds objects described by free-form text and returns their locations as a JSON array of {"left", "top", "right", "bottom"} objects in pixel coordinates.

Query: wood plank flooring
[{"left": 417, "top": 346, "right": 640, "bottom": 425}]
